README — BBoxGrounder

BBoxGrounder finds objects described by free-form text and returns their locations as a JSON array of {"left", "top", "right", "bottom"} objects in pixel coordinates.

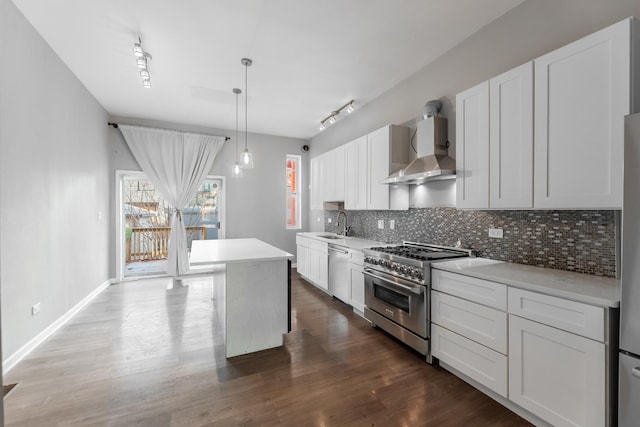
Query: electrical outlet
[
  {"left": 97, "top": 211, "right": 103, "bottom": 220},
  {"left": 316, "top": 217, "right": 321, "bottom": 222},
  {"left": 328, "top": 218, "right": 332, "bottom": 223},
  {"left": 378, "top": 220, "right": 384, "bottom": 229},
  {"left": 32, "top": 303, "right": 41, "bottom": 315},
  {"left": 389, "top": 220, "right": 395, "bottom": 230},
  {"left": 488, "top": 228, "right": 504, "bottom": 239}
]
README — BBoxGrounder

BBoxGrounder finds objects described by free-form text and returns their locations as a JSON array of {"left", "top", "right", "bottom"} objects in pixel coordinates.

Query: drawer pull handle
[{"left": 633, "top": 367, "right": 640, "bottom": 379}]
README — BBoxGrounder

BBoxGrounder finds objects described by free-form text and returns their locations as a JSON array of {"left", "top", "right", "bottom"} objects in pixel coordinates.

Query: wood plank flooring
[{"left": 3, "top": 270, "right": 532, "bottom": 426}]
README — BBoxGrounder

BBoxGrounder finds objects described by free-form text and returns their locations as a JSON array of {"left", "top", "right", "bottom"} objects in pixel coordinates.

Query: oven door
[{"left": 364, "top": 269, "right": 427, "bottom": 338}]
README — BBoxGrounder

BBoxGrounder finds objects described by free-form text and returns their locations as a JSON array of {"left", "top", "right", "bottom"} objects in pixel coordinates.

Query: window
[{"left": 286, "top": 155, "right": 301, "bottom": 229}]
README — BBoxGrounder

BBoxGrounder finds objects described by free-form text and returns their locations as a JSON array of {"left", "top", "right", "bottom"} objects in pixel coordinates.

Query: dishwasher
[{"left": 328, "top": 244, "right": 350, "bottom": 304}]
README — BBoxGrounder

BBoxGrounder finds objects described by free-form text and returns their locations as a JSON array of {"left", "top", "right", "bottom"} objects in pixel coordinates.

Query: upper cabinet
[
  {"left": 490, "top": 62, "right": 534, "bottom": 209},
  {"left": 456, "top": 17, "right": 638, "bottom": 210},
  {"left": 345, "top": 135, "right": 368, "bottom": 210},
  {"left": 317, "top": 124, "right": 409, "bottom": 211},
  {"left": 367, "top": 125, "right": 410, "bottom": 210},
  {"left": 309, "top": 155, "right": 323, "bottom": 210},
  {"left": 534, "top": 18, "right": 636, "bottom": 209},
  {"left": 322, "top": 145, "right": 346, "bottom": 202},
  {"left": 456, "top": 81, "right": 490, "bottom": 209}
]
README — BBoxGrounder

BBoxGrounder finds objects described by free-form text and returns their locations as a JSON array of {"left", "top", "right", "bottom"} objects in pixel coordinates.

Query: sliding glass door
[{"left": 116, "top": 171, "right": 225, "bottom": 280}]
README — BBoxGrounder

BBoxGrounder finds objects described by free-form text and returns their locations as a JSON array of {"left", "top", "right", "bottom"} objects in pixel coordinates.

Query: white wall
[
  {"left": 108, "top": 116, "right": 309, "bottom": 273},
  {"left": 310, "top": 0, "right": 640, "bottom": 155},
  {"left": 0, "top": 0, "right": 111, "bottom": 360}
]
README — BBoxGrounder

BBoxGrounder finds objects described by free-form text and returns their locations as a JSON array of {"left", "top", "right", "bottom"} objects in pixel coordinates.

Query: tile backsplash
[{"left": 324, "top": 208, "right": 618, "bottom": 277}]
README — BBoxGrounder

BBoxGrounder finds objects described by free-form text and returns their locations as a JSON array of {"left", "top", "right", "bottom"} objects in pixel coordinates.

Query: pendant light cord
[{"left": 244, "top": 62, "right": 248, "bottom": 150}]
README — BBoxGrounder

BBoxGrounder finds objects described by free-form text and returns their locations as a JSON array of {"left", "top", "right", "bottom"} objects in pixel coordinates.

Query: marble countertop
[
  {"left": 432, "top": 258, "right": 620, "bottom": 308},
  {"left": 190, "top": 238, "right": 293, "bottom": 265},
  {"left": 297, "top": 232, "right": 385, "bottom": 251}
]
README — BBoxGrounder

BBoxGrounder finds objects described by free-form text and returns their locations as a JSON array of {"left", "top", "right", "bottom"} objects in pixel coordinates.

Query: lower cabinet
[
  {"left": 296, "top": 235, "right": 328, "bottom": 292},
  {"left": 431, "top": 269, "right": 612, "bottom": 427},
  {"left": 431, "top": 323, "right": 508, "bottom": 397},
  {"left": 348, "top": 250, "right": 365, "bottom": 314}
]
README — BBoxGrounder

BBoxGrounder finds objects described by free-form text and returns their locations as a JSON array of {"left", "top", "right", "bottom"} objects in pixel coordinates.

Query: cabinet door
[
  {"left": 334, "top": 145, "right": 345, "bottom": 201},
  {"left": 534, "top": 18, "right": 630, "bottom": 209},
  {"left": 345, "top": 136, "right": 368, "bottom": 210},
  {"left": 321, "top": 151, "right": 335, "bottom": 202},
  {"left": 456, "top": 81, "right": 490, "bottom": 209},
  {"left": 296, "top": 244, "right": 309, "bottom": 278},
  {"left": 308, "top": 249, "right": 328, "bottom": 291},
  {"left": 489, "top": 62, "right": 533, "bottom": 208},
  {"left": 509, "top": 314, "right": 605, "bottom": 427},
  {"left": 367, "top": 126, "right": 391, "bottom": 210},
  {"left": 349, "top": 262, "right": 365, "bottom": 313},
  {"left": 310, "top": 156, "right": 323, "bottom": 210}
]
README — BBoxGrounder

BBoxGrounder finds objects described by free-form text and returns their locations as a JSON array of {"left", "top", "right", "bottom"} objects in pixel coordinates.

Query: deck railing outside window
[{"left": 127, "top": 226, "right": 206, "bottom": 262}]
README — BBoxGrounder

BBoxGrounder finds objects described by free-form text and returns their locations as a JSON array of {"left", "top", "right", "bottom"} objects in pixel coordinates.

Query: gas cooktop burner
[{"left": 366, "top": 243, "right": 469, "bottom": 262}]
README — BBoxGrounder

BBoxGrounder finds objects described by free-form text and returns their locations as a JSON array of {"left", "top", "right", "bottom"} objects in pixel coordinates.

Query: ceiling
[{"left": 12, "top": 0, "right": 524, "bottom": 140}]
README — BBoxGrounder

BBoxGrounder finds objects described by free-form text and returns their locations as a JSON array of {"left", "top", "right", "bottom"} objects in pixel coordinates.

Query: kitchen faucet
[{"left": 336, "top": 210, "right": 350, "bottom": 236}]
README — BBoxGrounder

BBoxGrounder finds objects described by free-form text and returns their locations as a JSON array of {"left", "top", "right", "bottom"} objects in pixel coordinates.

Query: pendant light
[
  {"left": 232, "top": 88, "right": 243, "bottom": 178},
  {"left": 240, "top": 58, "right": 254, "bottom": 169}
]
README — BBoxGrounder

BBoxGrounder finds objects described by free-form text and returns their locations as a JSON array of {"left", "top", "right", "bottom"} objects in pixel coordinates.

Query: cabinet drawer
[
  {"left": 508, "top": 288, "right": 604, "bottom": 341},
  {"left": 432, "top": 291, "right": 507, "bottom": 354},
  {"left": 432, "top": 324, "right": 508, "bottom": 397},
  {"left": 432, "top": 270, "right": 507, "bottom": 310},
  {"left": 295, "top": 235, "right": 309, "bottom": 247},
  {"left": 308, "top": 239, "right": 328, "bottom": 254},
  {"left": 349, "top": 250, "right": 364, "bottom": 266}
]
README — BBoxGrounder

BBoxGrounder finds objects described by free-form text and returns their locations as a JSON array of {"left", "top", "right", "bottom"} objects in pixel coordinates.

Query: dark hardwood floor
[{"left": 3, "top": 269, "right": 531, "bottom": 426}]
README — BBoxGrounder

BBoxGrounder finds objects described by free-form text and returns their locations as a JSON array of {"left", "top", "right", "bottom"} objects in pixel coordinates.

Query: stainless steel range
[{"left": 362, "top": 242, "right": 474, "bottom": 363}]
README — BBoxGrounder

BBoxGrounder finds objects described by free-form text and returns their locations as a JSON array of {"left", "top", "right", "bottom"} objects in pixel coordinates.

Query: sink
[{"left": 318, "top": 234, "right": 347, "bottom": 240}]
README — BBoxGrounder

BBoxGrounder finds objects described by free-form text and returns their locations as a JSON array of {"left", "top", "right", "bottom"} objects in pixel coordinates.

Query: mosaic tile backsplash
[{"left": 324, "top": 208, "right": 618, "bottom": 277}]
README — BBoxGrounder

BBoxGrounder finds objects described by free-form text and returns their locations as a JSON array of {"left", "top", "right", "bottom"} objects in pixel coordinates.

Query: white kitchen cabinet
[
  {"left": 296, "top": 241, "right": 309, "bottom": 278},
  {"left": 509, "top": 314, "right": 605, "bottom": 427},
  {"left": 431, "top": 271, "right": 508, "bottom": 397},
  {"left": 456, "top": 81, "right": 490, "bottom": 209},
  {"left": 296, "top": 235, "right": 328, "bottom": 292},
  {"left": 533, "top": 18, "right": 637, "bottom": 209},
  {"left": 348, "top": 249, "right": 365, "bottom": 314},
  {"left": 431, "top": 323, "right": 508, "bottom": 397},
  {"left": 432, "top": 291, "right": 507, "bottom": 354},
  {"left": 489, "top": 62, "right": 533, "bottom": 209},
  {"left": 456, "top": 62, "right": 533, "bottom": 209},
  {"left": 322, "top": 146, "right": 345, "bottom": 202},
  {"left": 367, "top": 125, "right": 410, "bottom": 210},
  {"left": 345, "top": 135, "right": 367, "bottom": 210},
  {"left": 307, "top": 239, "right": 329, "bottom": 292},
  {"left": 310, "top": 156, "right": 323, "bottom": 210}
]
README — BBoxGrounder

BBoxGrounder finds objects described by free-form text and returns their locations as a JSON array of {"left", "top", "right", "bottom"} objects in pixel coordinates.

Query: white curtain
[{"left": 119, "top": 125, "right": 225, "bottom": 276}]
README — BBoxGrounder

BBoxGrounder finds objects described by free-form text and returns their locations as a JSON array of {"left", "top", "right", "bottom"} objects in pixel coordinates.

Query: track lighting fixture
[
  {"left": 132, "top": 37, "right": 152, "bottom": 89},
  {"left": 318, "top": 99, "right": 355, "bottom": 131}
]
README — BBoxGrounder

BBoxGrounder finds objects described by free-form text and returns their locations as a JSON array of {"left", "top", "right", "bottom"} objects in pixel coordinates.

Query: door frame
[{"left": 114, "top": 170, "right": 226, "bottom": 281}]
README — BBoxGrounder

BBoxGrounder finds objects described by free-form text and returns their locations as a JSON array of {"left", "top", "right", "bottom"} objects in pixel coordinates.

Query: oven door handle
[{"left": 363, "top": 270, "right": 424, "bottom": 295}]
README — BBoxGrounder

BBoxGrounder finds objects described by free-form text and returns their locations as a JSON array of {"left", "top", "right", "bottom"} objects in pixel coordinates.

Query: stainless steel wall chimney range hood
[{"left": 381, "top": 116, "right": 455, "bottom": 185}]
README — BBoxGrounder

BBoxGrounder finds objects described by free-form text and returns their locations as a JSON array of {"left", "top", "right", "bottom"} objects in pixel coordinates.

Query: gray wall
[
  {"left": 0, "top": 0, "right": 111, "bottom": 360},
  {"left": 307, "top": 0, "right": 640, "bottom": 231},
  {"left": 109, "top": 116, "right": 309, "bottom": 275},
  {"left": 310, "top": 0, "right": 640, "bottom": 154}
]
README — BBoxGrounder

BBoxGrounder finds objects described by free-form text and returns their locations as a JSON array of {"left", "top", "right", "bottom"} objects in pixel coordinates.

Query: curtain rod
[{"left": 108, "top": 122, "right": 230, "bottom": 141}]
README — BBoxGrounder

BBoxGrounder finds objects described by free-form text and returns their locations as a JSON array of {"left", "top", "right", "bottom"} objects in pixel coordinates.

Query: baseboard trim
[{"left": 3, "top": 278, "right": 115, "bottom": 374}]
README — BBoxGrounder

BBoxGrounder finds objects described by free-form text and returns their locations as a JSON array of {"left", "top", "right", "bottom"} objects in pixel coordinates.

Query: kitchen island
[{"left": 190, "top": 238, "right": 293, "bottom": 358}]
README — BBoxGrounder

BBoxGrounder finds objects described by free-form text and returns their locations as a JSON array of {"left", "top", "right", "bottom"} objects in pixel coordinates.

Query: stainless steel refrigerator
[{"left": 620, "top": 113, "right": 640, "bottom": 426}]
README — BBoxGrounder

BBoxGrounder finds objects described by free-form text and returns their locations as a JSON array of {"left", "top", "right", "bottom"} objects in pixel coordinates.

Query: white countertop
[
  {"left": 297, "top": 232, "right": 384, "bottom": 251},
  {"left": 190, "top": 238, "right": 293, "bottom": 266},
  {"left": 432, "top": 258, "right": 620, "bottom": 308}
]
